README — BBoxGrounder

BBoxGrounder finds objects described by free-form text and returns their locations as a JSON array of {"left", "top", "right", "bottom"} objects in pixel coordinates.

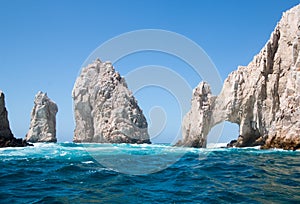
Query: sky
[{"left": 0, "top": 0, "right": 299, "bottom": 143}]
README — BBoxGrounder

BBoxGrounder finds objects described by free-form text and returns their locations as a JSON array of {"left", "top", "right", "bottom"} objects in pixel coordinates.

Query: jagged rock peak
[
  {"left": 25, "top": 91, "right": 58, "bottom": 143},
  {"left": 0, "top": 91, "right": 31, "bottom": 147},
  {"left": 72, "top": 59, "right": 150, "bottom": 144},
  {"left": 0, "top": 91, "right": 14, "bottom": 140},
  {"left": 181, "top": 4, "right": 300, "bottom": 150}
]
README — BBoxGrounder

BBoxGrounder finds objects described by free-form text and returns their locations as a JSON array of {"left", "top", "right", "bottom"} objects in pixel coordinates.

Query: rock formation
[
  {"left": 25, "top": 91, "right": 58, "bottom": 143},
  {"left": 72, "top": 59, "right": 150, "bottom": 144},
  {"left": 181, "top": 4, "right": 300, "bottom": 150},
  {"left": 0, "top": 91, "right": 13, "bottom": 140},
  {"left": 0, "top": 91, "right": 31, "bottom": 147}
]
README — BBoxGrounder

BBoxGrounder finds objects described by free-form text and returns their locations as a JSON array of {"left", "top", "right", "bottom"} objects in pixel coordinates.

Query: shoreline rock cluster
[
  {"left": 1, "top": 5, "right": 299, "bottom": 150},
  {"left": 181, "top": 4, "right": 300, "bottom": 150},
  {"left": 0, "top": 91, "right": 57, "bottom": 148}
]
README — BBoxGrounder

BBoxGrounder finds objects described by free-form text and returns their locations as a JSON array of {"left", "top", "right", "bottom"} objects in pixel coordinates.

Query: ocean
[{"left": 0, "top": 143, "right": 300, "bottom": 203}]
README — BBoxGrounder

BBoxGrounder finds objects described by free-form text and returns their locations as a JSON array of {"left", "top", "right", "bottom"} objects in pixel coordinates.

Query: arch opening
[{"left": 206, "top": 121, "right": 240, "bottom": 148}]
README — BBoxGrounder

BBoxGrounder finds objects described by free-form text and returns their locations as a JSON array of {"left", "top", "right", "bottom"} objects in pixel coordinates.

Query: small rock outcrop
[
  {"left": 0, "top": 91, "right": 31, "bottom": 147},
  {"left": 25, "top": 92, "right": 58, "bottom": 143},
  {"left": 72, "top": 59, "right": 150, "bottom": 144},
  {"left": 0, "top": 91, "right": 13, "bottom": 140},
  {"left": 181, "top": 4, "right": 300, "bottom": 150}
]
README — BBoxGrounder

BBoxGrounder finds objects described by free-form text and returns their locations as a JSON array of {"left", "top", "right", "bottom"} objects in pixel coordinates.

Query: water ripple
[{"left": 0, "top": 143, "right": 300, "bottom": 203}]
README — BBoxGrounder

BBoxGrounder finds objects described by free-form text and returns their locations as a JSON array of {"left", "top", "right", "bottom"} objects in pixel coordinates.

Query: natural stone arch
[
  {"left": 181, "top": 80, "right": 264, "bottom": 148},
  {"left": 180, "top": 4, "right": 300, "bottom": 149}
]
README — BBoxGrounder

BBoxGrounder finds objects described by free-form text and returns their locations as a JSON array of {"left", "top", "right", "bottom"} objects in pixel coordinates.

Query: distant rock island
[
  {"left": 72, "top": 59, "right": 150, "bottom": 144},
  {"left": 25, "top": 91, "right": 58, "bottom": 143},
  {"left": 0, "top": 91, "right": 31, "bottom": 147},
  {"left": 181, "top": 5, "right": 300, "bottom": 150}
]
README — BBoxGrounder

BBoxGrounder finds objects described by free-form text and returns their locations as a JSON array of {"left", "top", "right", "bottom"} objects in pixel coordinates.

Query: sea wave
[{"left": 1, "top": 143, "right": 300, "bottom": 203}]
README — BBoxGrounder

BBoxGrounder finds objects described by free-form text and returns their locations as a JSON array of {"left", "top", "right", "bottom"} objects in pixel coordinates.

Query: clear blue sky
[{"left": 0, "top": 0, "right": 299, "bottom": 143}]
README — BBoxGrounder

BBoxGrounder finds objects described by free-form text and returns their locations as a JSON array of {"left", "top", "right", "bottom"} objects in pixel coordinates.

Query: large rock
[
  {"left": 0, "top": 91, "right": 31, "bottom": 147},
  {"left": 181, "top": 4, "right": 300, "bottom": 150},
  {"left": 72, "top": 59, "right": 150, "bottom": 143},
  {"left": 0, "top": 91, "right": 13, "bottom": 140},
  {"left": 25, "top": 91, "right": 58, "bottom": 143}
]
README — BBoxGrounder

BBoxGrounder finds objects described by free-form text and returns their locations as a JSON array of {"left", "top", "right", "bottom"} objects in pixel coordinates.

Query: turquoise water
[{"left": 1, "top": 143, "right": 300, "bottom": 203}]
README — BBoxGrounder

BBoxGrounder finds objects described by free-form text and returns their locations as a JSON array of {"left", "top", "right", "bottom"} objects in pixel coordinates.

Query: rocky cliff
[
  {"left": 181, "top": 4, "right": 300, "bottom": 150},
  {"left": 0, "top": 91, "right": 31, "bottom": 147},
  {"left": 25, "top": 91, "right": 58, "bottom": 143},
  {"left": 72, "top": 59, "right": 150, "bottom": 143}
]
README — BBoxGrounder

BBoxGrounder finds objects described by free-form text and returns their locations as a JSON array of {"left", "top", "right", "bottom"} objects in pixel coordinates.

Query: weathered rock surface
[
  {"left": 0, "top": 91, "right": 31, "bottom": 147},
  {"left": 72, "top": 59, "right": 150, "bottom": 143},
  {"left": 181, "top": 4, "right": 300, "bottom": 150},
  {"left": 25, "top": 91, "right": 58, "bottom": 143}
]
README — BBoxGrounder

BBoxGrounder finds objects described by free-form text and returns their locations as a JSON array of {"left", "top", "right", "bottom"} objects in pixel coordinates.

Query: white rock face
[
  {"left": 0, "top": 91, "right": 14, "bottom": 139},
  {"left": 72, "top": 59, "right": 150, "bottom": 143},
  {"left": 25, "top": 92, "right": 58, "bottom": 143},
  {"left": 182, "top": 5, "right": 300, "bottom": 150}
]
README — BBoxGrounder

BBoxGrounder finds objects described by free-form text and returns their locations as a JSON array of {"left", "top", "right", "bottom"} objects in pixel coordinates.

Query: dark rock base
[
  {"left": 0, "top": 137, "right": 33, "bottom": 148},
  {"left": 261, "top": 135, "right": 300, "bottom": 151}
]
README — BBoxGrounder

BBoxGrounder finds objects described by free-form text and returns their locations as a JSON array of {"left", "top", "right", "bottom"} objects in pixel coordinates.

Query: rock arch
[
  {"left": 181, "top": 79, "right": 264, "bottom": 148},
  {"left": 181, "top": 5, "right": 300, "bottom": 149}
]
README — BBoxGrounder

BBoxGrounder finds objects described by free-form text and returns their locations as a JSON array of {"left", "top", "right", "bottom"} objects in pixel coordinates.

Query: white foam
[
  {"left": 82, "top": 161, "right": 94, "bottom": 164},
  {"left": 206, "top": 143, "right": 228, "bottom": 148}
]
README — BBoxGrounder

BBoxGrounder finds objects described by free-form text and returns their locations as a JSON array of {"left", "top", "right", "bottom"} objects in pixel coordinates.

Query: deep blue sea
[{"left": 1, "top": 143, "right": 300, "bottom": 203}]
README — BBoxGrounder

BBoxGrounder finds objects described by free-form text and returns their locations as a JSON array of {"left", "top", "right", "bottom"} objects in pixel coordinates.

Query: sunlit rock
[
  {"left": 25, "top": 91, "right": 58, "bottom": 143},
  {"left": 181, "top": 5, "right": 300, "bottom": 150},
  {"left": 72, "top": 59, "right": 150, "bottom": 144}
]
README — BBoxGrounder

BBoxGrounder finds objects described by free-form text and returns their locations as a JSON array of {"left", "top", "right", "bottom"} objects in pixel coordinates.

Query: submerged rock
[
  {"left": 0, "top": 91, "right": 31, "bottom": 147},
  {"left": 25, "top": 91, "right": 58, "bottom": 143},
  {"left": 72, "top": 59, "right": 150, "bottom": 144},
  {"left": 181, "top": 4, "right": 300, "bottom": 150}
]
